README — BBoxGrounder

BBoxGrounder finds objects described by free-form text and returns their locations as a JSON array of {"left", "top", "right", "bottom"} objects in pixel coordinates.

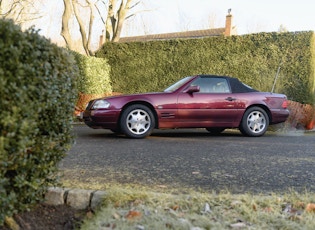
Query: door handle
[{"left": 225, "top": 97, "right": 236, "bottom": 101}]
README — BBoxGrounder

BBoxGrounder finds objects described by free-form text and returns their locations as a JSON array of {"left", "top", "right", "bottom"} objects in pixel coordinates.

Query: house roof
[{"left": 118, "top": 27, "right": 226, "bottom": 43}]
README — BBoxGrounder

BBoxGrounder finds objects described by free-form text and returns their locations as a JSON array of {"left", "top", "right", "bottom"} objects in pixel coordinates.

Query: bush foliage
[
  {"left": 97, "top": 31, "right": 315, "bottom": 104},
  {"left": 0, "top": 19, "right": 78, "bottom": 225},
  {"left": 73, "top": 52, "right": 112, "bottom": 95}
]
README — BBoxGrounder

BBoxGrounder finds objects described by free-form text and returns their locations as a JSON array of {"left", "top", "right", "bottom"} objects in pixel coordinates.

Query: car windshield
[{"left": 164, "top": 76, "right": 193, "bottom": 92}]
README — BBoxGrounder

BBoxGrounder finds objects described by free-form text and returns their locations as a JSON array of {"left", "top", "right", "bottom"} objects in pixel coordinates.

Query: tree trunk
[
  {"left": 105, "top": 0, "right": 117, "bottom": 42},
  {"left": 60, "top": 0, "right": 141, "bottom": 53},
  {"left": 86, "top": 0, "right": 95, "bottom": 54},
  {"left": 61, "top": 0, "right": 76, "bottom": 50},
  {"left": 112, "top": 0, "right": 135, "bottom": 42}
]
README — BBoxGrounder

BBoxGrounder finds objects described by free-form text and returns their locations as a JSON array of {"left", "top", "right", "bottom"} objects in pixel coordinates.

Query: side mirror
[{"left": 185, "top": 85, "right": 200, "bottom": 94}]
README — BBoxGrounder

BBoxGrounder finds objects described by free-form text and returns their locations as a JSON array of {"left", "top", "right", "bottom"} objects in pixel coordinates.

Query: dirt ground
[{"left": 0, "top": 203, "right": 88, "bottom": 230}]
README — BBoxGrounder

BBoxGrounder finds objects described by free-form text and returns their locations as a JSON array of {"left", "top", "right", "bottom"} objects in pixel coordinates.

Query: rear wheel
[
  {"left": 239, "top": 107, "right": 269, "bottom": 137},
  {"left": 120, "top": 104, "right": 155, "bottom": 138}
]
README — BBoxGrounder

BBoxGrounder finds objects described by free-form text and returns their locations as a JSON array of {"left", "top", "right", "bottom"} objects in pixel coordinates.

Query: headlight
[{"left": 91, "top": 100, "right": 111, "bottom": 109}]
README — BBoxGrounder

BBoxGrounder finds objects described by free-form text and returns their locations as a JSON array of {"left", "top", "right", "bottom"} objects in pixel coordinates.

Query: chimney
[
  {"left": 99, "top": 30, "right": 105, "bottom": 49},
  {"left": 224, "top": 9, "right": 233, "bottom": 36}
]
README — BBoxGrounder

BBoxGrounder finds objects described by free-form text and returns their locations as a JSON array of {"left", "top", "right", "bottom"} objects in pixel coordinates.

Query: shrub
[
  {"left": 73, "top": 52, "right": 112, "bottom": 95},
  {"left": 98, "top": 32, "right": 315, "bottom": 104},
  {"left": 0, "top": 19, "right": 78, "bottom": 225},
  {"left": 72, "top": 52, "right": 112, "bottom": 112}
]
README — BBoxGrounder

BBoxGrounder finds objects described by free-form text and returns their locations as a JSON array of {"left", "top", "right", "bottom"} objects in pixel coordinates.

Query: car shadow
[
  {"left": 150, "top": 129, "right": 243, "bottom": 138},
  {"left": 74, "top": 126, "right": 244, "bottom": 139}
]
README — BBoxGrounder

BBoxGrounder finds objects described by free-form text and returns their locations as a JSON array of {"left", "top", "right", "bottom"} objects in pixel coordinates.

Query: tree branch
[
  {"left": 112, "top": 0, "right": 133, "bottom": 42},
  {"left": 94, "top": 2, "right": 105, "bottom": 24}
]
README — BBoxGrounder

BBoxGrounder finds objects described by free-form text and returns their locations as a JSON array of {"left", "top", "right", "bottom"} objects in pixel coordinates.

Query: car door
[{"left": 177, "top": 76, "right": 244, "bottom": 127}]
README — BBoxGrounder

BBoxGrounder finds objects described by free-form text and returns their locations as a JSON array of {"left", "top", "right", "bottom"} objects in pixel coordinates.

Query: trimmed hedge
[
  {"left": 0, "top": 19, "right": 78, "bottom": 225},
  {"left": 72, "top": 52, "right": 112, "bottom": 112},
  {"left": 97, "top": 31, "right": 315, "bottom": 104},
  {"left": 73, "top": 52, "right": 112, "bottom": 95}
]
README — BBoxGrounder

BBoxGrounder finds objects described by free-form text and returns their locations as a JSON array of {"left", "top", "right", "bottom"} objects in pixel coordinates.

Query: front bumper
[{"left": 82, "top": 109, "right": 121, "bottom": 129}]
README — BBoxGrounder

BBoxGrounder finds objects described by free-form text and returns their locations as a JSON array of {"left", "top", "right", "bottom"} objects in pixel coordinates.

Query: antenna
[{"left": 271, "top": 62, "right": 282, "bottom": 93}]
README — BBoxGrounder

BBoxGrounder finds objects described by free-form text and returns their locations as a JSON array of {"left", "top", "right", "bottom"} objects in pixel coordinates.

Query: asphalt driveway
[{"left": 59, "top": 125, "right": 315, "bottom": 194}]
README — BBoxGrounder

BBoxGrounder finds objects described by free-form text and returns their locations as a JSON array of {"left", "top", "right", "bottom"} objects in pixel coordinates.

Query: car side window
[{"left": 190, "top": 77, "right": 230, "bottom": 93}]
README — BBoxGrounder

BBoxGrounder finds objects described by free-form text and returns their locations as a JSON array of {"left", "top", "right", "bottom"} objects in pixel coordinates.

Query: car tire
[
  {"left": 120, "top": 104, "right": 155, "bottom": 139},
  {"left": 239, "top": 106, "right": 269, "bottom": 137},
  {"left": 205, "top": 127, "right": 225, "bottom": 134}
]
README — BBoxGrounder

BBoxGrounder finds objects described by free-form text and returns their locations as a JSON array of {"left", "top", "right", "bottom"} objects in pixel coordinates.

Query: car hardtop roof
[
  {"left": 194, "top": 74, "right": 258, "bottom": 93},
  {"left": 196, "top": 74, "right": 234, "bottom": 79}
]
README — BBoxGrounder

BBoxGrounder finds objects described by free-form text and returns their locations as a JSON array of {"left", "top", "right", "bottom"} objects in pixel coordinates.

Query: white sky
[
  {"left": 126, "top": 0, "right": 315, "bottom": 36},
  {"left": 32, "top": 0, "right": 315, "bottom": 49}
]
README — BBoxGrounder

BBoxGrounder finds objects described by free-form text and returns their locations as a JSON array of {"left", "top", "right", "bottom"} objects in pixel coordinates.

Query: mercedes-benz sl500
[{"left": 82, "top": 75, "right": 289, "bottom": 138}]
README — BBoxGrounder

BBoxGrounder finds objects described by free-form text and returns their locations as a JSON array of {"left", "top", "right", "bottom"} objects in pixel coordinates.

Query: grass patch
[{"left": 62, "top": 180, "right": 315, "bottom": 229}]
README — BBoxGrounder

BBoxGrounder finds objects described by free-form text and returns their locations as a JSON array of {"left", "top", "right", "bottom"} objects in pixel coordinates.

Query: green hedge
[
  {"left": 97, "top": 31, "right": 315, "bottom": 104},
  {"left": 73, "top": 52, "right": 112, "bottom": 94},
  {"left": 0, "top": 19, "right": 78, "bottom": 225}
]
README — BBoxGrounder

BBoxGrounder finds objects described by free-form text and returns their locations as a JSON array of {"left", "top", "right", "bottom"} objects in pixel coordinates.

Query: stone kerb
[{"left": 44, "top": 187, "right": 107, "bottom": 211}]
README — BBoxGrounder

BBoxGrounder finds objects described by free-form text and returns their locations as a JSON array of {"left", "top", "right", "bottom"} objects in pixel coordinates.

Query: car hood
[{"left": 103, "top": 91, "right": 167, "bottom": 100}]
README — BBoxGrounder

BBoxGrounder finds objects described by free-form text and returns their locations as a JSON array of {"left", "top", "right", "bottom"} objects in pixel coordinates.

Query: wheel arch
[
  {"left": 118, "top": 101, "right": 159, "bottom": 129},
  {"left": 243, "top": 104, "right": 271, "bottom": 123}
]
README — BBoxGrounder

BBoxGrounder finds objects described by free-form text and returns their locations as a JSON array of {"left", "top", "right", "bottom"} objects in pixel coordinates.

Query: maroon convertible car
[{"left": 82, "top": 75, "right": 289, "bottom": 138}]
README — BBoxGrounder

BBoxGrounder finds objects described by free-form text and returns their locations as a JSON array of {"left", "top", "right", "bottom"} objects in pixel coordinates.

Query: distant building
[{"left": 117, "top": 12, "right": 237, "bottom": 43}]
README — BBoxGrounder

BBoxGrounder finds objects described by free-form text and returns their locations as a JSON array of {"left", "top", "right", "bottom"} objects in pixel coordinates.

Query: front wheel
[
  {"left": 120, "top": 104, "right": 155, "bottom": 139},
  {"left": 239, "top": 107, "right": 269, "bottom": 137}
]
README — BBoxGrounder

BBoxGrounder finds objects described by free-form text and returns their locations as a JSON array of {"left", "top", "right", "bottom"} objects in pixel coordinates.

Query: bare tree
[
  {"left": 245, "top": 17, "right": 268, "bottom": 34},
  {"left": 112, "top": 0, "right": 140, "bottom": 42},
  {"left": 278, "top": 24, "right": 288, "bottom": 33},
  {"left": 207, "top": 13, "right": 220, "bottom": 29},
  {"left": 61, "top": 0, "right": 76, "bottom": 51},
  {"left": 0, "top": 0, "right": 43, "bottom": 26},
  {"left": 61, "top": 0, "right": 141, "bottom": 56}
]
